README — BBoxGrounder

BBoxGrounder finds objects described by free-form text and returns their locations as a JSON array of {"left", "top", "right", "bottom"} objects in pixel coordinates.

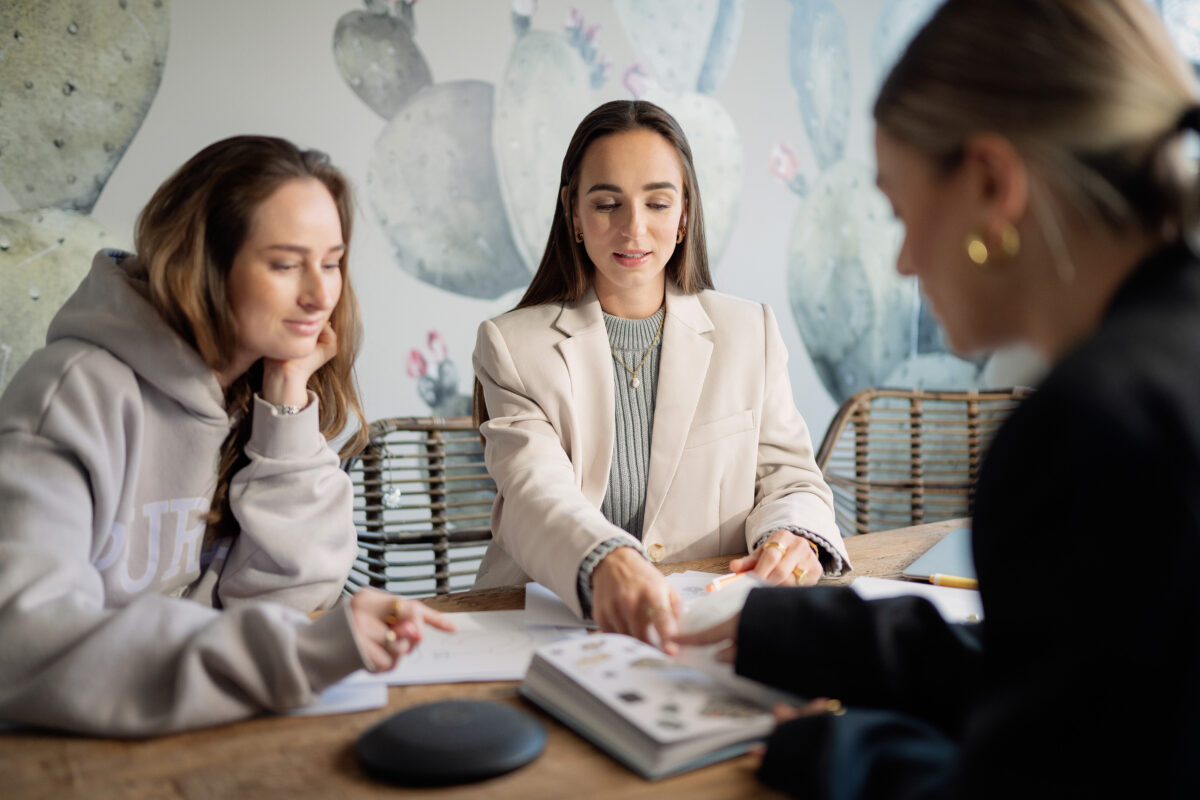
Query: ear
[
  {"left": 962, "top": 133, "right": 1029, "bottom": 239},
  {"left": 562, "top": 187, "right": 579, "bottom": 234}
]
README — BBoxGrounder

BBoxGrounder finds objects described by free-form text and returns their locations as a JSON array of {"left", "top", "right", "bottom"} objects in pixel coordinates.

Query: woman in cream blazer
[{"left": 472, "top": 101, "right": 848, "bottom": 643}]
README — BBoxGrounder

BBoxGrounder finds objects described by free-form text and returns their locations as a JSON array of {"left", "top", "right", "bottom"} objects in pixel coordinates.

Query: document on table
[
  {"left": 525, "top": 581, "right": 597, "bottom": 628},
  {"left": 281, "top": 680, "right": 388, "bottom": 717},
  {"left": 524, "top": 571, "right": 720, "bottom": 628},
  {"left": 850, "top": 576, "right": 984, "bottom": 623},
  {"left": 345, "top": 573, "right": 731, "bottom": 688},
  {"left": 346, "top": 610, "right": 587, "bottom": 686}
]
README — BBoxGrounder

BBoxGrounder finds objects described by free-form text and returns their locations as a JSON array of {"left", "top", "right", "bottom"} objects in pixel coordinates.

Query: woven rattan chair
[
  {"left": 815, "top": 387, "right": 1032, "bottom": 536},
  {"left": 342, "top": 416, "right": 496, "bottom": 596}
]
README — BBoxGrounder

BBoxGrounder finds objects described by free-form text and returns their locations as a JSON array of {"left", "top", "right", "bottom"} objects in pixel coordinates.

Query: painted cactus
[
  {"left": 871, "top": 0, "right": 942, "bottom": 93},
  {"left": 0, "top": 210, "right": 113, "bottom": 390},
  {"left": 787, "top": 0, "right": 850, "bottom": 172},
  {"left": 333, "top": 2, "right": 432, "bottom": 120},
  {"left": 0, "top": 0, "right": 165, "bottom": 390},
  {"left": 0, "top": 0, "right": 169, "bottom": 213},
  {"left": 785, "top": 162, "right": 913, "bottom": 400},
  {"left": 494, "top": 29, "right": 593, "bottom": 270},
  {"left": 342, "top": 3, "right": 603, "bottom": 299},
  {"left": 368, "top": 80, "right": 530, "bottom": 299},
  {"left": 779, "top": 0, "right": 988, "bottom": 402},
  {"left": 610, "top": 0, "right": 744, "bottom": 95}
]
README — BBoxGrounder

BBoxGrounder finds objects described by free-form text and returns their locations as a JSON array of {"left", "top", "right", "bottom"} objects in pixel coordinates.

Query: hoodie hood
[{"left": 46, "top": 249, "right": 227, "bottom": 423}]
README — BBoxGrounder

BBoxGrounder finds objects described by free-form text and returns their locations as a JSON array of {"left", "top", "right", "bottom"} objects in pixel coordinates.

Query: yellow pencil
[{"left": 929, "top": 573, "right": 979, "bottom": 590}]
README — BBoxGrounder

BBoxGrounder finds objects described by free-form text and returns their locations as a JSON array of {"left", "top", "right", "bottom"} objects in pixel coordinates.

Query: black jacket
[{"left": 736, "top": 244, "right": 1200, "bottom": 799}]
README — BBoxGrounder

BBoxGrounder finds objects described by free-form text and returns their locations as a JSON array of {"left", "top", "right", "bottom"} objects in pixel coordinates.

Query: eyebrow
[
  {"left": 585, "top": 181, "right": 679, "bottom": 194},
  {"left": 264, "top": 243, "right": 346, "bottom": 255}
]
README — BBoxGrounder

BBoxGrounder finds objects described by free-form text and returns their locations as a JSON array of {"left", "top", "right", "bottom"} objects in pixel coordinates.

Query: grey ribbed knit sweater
[{"left": 600, "top": 308, "right": 664, "bottom": 537}]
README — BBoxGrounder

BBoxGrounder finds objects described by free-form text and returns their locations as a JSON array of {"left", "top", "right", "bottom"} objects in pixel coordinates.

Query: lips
[
  {"left": 284, "top": 319, "right": 325, "bottom": 336},
  {"left": 613, "top": 251, "right": 651, "bottom": 267}
]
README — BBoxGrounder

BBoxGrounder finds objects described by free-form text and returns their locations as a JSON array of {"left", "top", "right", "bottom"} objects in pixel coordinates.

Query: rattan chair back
[
  {"left": 343, "top": 416, "right": 495, "bottom": 596},
  {"left": 815, "top": 387, "right": 1031, "bottom": 536}
]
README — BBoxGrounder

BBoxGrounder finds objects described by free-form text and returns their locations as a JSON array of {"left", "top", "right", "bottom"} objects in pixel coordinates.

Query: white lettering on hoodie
[{"left": 93, "top": 497, "right": 211, "bottom": 593}]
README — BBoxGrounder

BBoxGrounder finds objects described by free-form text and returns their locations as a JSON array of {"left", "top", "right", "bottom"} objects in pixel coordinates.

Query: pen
[
  {"left": 706, "top": 572, "right": 747, "bottom": 592},
  {"left": 929, "top": 573, "right": 979, "bottom": 590}
]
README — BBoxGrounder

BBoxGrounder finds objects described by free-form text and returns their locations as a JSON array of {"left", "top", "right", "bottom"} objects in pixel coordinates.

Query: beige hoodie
[{"left": 0, "top": 250, "right": 367, "bottom": 736}]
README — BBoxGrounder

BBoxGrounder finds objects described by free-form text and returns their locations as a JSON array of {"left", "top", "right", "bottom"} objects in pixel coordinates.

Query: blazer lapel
[
  {"left": 554, "top": 288, "right": 615, "bottom": 507},
  {"left": 642, "top": 284, "right": 713, "bottom": 536}
]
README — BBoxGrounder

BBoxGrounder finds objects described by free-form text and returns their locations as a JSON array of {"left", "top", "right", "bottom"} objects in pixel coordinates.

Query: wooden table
[{"left": 1, "top": 518, "right": 967, "bottom": 800}]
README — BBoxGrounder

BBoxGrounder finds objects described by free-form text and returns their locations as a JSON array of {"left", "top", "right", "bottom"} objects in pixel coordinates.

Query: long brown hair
[
  {"left": 874, "top": 0, "right": 1198, "bottom": 256},
  {"left": 473, "top": 100, "right": 715, "bottom": 426},
  {"left": 134, "top": 135, "right": 368, "bottom": 541}
]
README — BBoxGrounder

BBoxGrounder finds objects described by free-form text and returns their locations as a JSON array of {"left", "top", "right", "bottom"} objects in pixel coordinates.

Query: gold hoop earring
[
  {"left": 575, "top": 231, "right": 584, "bottom": 244},
  {"left": 966, "top": 233, "right": 989, "bottom": 265},
  {"left": 998, "top": 222, "right": 1020, "bottom": 259},
  {"left": 676, "top": 227, "right": 686, "bottom": 244}
]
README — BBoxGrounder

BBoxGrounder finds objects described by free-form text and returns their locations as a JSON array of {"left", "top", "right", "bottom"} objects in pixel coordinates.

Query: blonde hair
[
  {"left": 134, "top": 135, "right": 368, "bottom": 540},
  {"left": 875, "top": 0, "right": 1199, "bottom": 252}
]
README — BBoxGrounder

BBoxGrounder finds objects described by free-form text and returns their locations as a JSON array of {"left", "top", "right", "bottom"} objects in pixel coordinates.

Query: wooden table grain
[{"left": 0, "top": 518, "right": 967, "bottom": 800}]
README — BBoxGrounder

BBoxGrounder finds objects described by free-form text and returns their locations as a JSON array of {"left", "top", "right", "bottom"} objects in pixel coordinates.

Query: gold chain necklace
[{"left": 611, "top": 309, "right": 665, "bottom": 389}]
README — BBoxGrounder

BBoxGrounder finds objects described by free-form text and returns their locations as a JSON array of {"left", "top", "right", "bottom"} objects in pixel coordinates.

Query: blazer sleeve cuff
[
  {"left": 576, "top": 536, "right": 648, "bottom": 617},
  {"left": 751, "top": 526, "right": 847, "bottom": 577}
]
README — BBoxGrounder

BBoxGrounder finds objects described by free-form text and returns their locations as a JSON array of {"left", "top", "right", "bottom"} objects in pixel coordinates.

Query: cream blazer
[{"left": 471, "top": 282, "right": 847, "bottom": 616}]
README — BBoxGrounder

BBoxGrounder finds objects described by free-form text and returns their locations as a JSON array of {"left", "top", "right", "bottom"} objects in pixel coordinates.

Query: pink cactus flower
[
  {"left": 406, "top": 349, "right": 427, "bottom": 378},
  {"left": 427, "top": 330, "right": 448, "bottom": 362},
  {"left": 564, "top": 7, "right": 583, "bottom": 30},
  {"left": 583, "top": 23, "right": 600, "bottom": 44},
  {"left": 769, "top": 141, "right": 800, "bottom": 183}
]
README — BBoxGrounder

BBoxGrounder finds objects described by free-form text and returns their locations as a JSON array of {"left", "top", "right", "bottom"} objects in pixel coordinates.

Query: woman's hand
[
  {"left": 261, "top": 322, "right": 339, "bottom": 409},
  {"left": 674, "top": 610, "right": 740, "bottom": 663},
  {"left": 730, "top": 530, "right": 821, "bottom": 587},
  {"left": 348, "top": 587, "right": 456, "bottom": 673},
  {"left": 590, "top": 547, "right": 683, "bottom": 653}
]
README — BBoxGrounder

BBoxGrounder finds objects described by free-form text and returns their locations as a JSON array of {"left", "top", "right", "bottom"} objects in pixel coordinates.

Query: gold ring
[
  {"left": 385, "top": 597, "right": 405, "bottom": 626},
  {"left": 763, "top": 540, "right": 788, "bottom": 557},
  {"left": 384, "top": 629, "right": 397, "bottom": 645},
  {"left": 792, "top": 567, "right": 808, "bottom": 585},
  {"left": 646, "top": 604, "right": 668, "bottom": 620}
]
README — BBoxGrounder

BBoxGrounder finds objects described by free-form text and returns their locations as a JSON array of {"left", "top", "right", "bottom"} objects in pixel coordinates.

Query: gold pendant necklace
[{"left": 611, "top": 309, "right": 665, "bottom": 389}]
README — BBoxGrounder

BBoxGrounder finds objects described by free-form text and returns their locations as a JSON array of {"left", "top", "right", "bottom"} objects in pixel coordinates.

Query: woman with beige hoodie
[{"left": 0, "top": 136, "right": 450, "bottom": 736}]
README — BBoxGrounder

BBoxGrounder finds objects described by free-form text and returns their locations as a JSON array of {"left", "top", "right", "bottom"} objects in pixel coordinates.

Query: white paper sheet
[
  {"left": 346, "top": 610, "right": 586, "bottom": 685},
  {"left": 523, "top": 571, "right": 724, "bottom": 628},
  {"left": 280, "top": 679, "right": 388, "bottom": 717},
  {"left": 850, "top": 576, "right": 984, "bottom": 623},
  {"left": 524, "top": 581, "right": 596, "bottom": 628}
]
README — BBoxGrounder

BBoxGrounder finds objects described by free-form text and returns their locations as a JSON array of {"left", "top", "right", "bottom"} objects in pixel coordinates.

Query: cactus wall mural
[
  {"left": 0, "top": 0, "right": 169, "bottom": 391},
  {"left": 779, "top": 0, "right": 981, "bottom": 403},
  {"left": 3, "top": 0, "right": 1199, "bottom": 418},
  {"left": 336, "top": 0, "right": 744, "bottom": 309}
]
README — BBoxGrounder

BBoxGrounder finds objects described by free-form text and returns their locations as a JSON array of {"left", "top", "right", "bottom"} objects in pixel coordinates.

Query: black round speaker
[{"left": 356, "top": 699, "right": 547, "bottom": 786}]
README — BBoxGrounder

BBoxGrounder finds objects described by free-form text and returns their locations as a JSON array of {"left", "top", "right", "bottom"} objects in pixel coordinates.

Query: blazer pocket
[{"left": 684, "top": 409, "right": 755, "bottom": 450}]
